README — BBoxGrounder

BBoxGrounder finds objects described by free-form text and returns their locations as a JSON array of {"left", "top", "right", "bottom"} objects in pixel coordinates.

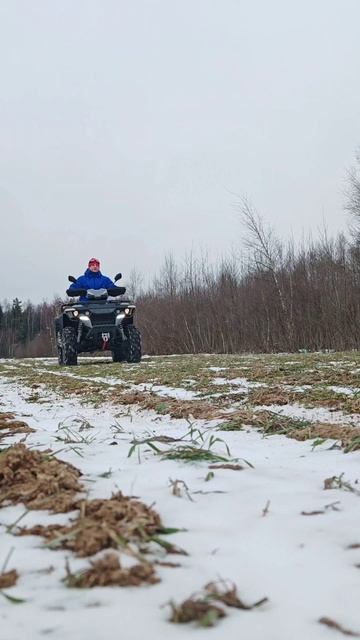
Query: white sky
[{"left": 1, "top": 0, "right": 360, "bottom": 302}]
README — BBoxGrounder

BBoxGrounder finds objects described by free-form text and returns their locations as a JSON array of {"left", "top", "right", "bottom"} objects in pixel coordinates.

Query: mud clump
[
  {"left": 65, "top": 553, "right": 159, "bottom": 587},
  {"left": 0, "top": 443, "right": 83, "bottom": 512}
]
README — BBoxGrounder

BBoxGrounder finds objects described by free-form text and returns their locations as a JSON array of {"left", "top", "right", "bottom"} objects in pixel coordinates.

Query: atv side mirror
[
  {"left": 114, "top": 273, "right": 122, "bottom": 282},
  {"left": 68, "top": 275, "right": 76, "bottom": 283}
]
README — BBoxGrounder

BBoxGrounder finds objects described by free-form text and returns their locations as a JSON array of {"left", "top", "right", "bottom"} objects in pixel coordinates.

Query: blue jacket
[{"left": 69, "top": 269, "right": 115, "bottom": 301}]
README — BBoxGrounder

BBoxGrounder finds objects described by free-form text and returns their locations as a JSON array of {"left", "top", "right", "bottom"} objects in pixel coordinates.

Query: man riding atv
[
  {"left": 55, "top": 259, "right": 141, "bottom": 365},
  {"left": 68, "top": 258, "right": 114, "bottom": 301}
]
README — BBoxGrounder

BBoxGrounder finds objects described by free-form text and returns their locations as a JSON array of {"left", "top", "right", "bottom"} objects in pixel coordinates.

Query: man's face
[{"left": 89, "top": 262, "right": 100, "bottom": 272}]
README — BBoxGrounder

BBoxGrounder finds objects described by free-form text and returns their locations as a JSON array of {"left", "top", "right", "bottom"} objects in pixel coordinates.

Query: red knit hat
[{"left": 88, "top": 257, "right": 100, "bottom": 267}]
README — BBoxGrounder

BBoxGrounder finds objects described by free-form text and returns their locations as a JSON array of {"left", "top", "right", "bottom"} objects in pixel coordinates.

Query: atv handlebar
[
  {"left": 66, "top": 288, "right": 86, "bottom": 296},
  {"left": 107, "top": 287, "right": 126, "bottom": 296},
  {"left": 66, "top": 286, "right": 126, "bottom": 297}
]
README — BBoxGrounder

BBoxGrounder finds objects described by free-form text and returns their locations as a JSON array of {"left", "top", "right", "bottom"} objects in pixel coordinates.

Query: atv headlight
[
  {"left": 124, "top": 308, "right": 131, "bottom": 315},
  {"left": 65, "top": 308, "right": 78, "bottom": 319},
  {"left": 79, "top": 314, "right": 92, "bottom": 327},
  {"left": 116, "top": 312, "right": 125, "bottom": 324}
]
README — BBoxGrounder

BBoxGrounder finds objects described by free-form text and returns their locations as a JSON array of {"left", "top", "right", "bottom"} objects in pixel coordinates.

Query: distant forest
[
  {"left": 2, "top": 158, "right": 360, "bottom": 358},
  {"left": 1, "top": 228, "right": 360, "bottom": 358}
]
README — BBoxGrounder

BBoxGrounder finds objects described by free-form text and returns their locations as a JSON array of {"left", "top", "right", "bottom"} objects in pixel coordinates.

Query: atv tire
[
  {"left": 111, "top": 344, "right": 126, "bottom": 363},
  {"left": 62, "top": 327, "right": 78, "bottom": 366},
  {"left": 57, "top": 331, "right": 64, "bottom": 365},
  {"left": 126, "top": 326, "right": 141, "bottom": 363}
]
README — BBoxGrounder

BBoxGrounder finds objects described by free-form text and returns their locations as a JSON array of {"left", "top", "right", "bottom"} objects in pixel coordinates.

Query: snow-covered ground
[{"left": 0, "top": 356, "right": 359, "bottom": 640}]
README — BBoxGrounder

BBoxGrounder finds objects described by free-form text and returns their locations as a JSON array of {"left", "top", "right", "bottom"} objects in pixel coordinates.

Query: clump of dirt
[
  {"left": 0, "top": 569, "right": 18, "bottom": 589},
  {"left": 65, "top": 553, "right": 159, "bottom": 587},
  {"left": 0, "top": 443, "right": 83, "bottom": 512},
  {"left": 169, "top": 598, "right": 226, "bottom": 626},
  {"left": 0, "top": 412, "right": 34, "bottom": 440},
  {"left": 19, "top": 491, "right": 164, "bottom": 557}
]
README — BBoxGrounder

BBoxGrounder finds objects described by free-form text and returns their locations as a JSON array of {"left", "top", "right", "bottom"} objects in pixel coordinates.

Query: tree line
[
  {"left": 2, "top": 151, "right": 360, "bottom": 358},
  {"left": 1, "top": 230, "right": 360, "bottom": 358}
]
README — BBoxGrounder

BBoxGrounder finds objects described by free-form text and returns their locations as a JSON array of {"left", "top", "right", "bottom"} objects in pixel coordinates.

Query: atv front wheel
[
  {"left": 126, "top": 326, "right": 141, "bottom": 363},
  {"left": 57, "top": 332, "right": 64, "bottom": 365},
  {"left": 111, "top": 345, "right": 126, "bottom": 363},
  {"left": 61, "top": 327, "right": 78, "bottom": 366},
  {"left": 57, "top": 346, "right": 64, "bottom": 365}
]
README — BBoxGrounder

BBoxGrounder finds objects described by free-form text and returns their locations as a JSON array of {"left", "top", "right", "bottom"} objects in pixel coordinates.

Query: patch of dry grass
[
  {"left": 0, "top": 444, "right": 83, "bottom": 512},
  {"left": 65, "top": 553, "right": 159, "bottom": 588},
  {"left": 168, "top": 580, "right": 268, "bottom": 627},
  {"left": 0, "top": 569, "right": 18, "bottom": 589},
  {"left": 217, "top": 408, "right": 360, "bottom": 451},
  {"left": 18, "top": 491, "right": 165, "bottom": 557},
  {"left": 247, "top": 387, "right": 297, "bottom": 406},
  {"left": 168, "top": 598, "right": 226, "bottom": 627},
  {"left": 110, "top": 389, "right": 223, "bottom": 420},
  {"left": 0, "top": 412, "right": 34, "bottom": 441}
]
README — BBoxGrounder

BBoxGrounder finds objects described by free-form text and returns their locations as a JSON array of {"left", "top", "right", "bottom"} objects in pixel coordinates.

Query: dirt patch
[
  {"left": 0, "top": 412, "right": 34, "bottom": 440},
  {"left": 65, "top": 553, "right": 159, "bottom": 587},
  {"left": 0, "top": 443, "right": 83, "bottom": 512},
  {"left": 18, "top": 491, "right": 164, "bottom": 557}
]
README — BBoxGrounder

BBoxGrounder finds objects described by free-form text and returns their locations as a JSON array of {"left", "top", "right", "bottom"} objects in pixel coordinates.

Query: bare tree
[
  {"left": 345, "top": 148, "right": 360, "bottom": 241},
  {"left": 239, "top": 199, "right": 294, "bottom": 348},
  {"left": 127, "top": 267, "right": 143, "bottom": 301}
]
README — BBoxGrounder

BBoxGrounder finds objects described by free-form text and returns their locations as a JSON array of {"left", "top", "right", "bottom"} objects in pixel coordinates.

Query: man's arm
[
  {"left": 103, "top": 276, "right": 115, "bottom": 288},
  {"left": 68, "top": 276, "right": 85, "bottom": 290}
]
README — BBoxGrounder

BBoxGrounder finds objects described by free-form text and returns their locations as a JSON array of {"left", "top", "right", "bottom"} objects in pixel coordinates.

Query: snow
[
  {"left": 328, "top": 386, "right": 357, "bottom": 396},
  {"left": 0, "top": 371, "right": 360, "bottom": 640},
  {"left": 212, "top": 377, "right": 264, "bottom": 389},
  {"left": 258, "top": 402, "right": 360, "bottom": 426}
]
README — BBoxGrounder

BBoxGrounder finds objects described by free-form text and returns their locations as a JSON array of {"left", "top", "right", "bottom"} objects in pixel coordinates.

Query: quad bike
[{"left": 54, "top": 273, "right": 141, "bottom": 365}]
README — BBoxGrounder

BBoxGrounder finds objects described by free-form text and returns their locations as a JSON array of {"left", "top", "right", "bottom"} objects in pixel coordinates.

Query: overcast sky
[{"left": 1, "top": 0, "right": 360, "bottom": 302}]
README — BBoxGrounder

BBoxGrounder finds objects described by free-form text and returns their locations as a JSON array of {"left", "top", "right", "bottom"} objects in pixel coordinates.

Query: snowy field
[{"left": 0, "top": 352, "right": 359, "bottom": 640}]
